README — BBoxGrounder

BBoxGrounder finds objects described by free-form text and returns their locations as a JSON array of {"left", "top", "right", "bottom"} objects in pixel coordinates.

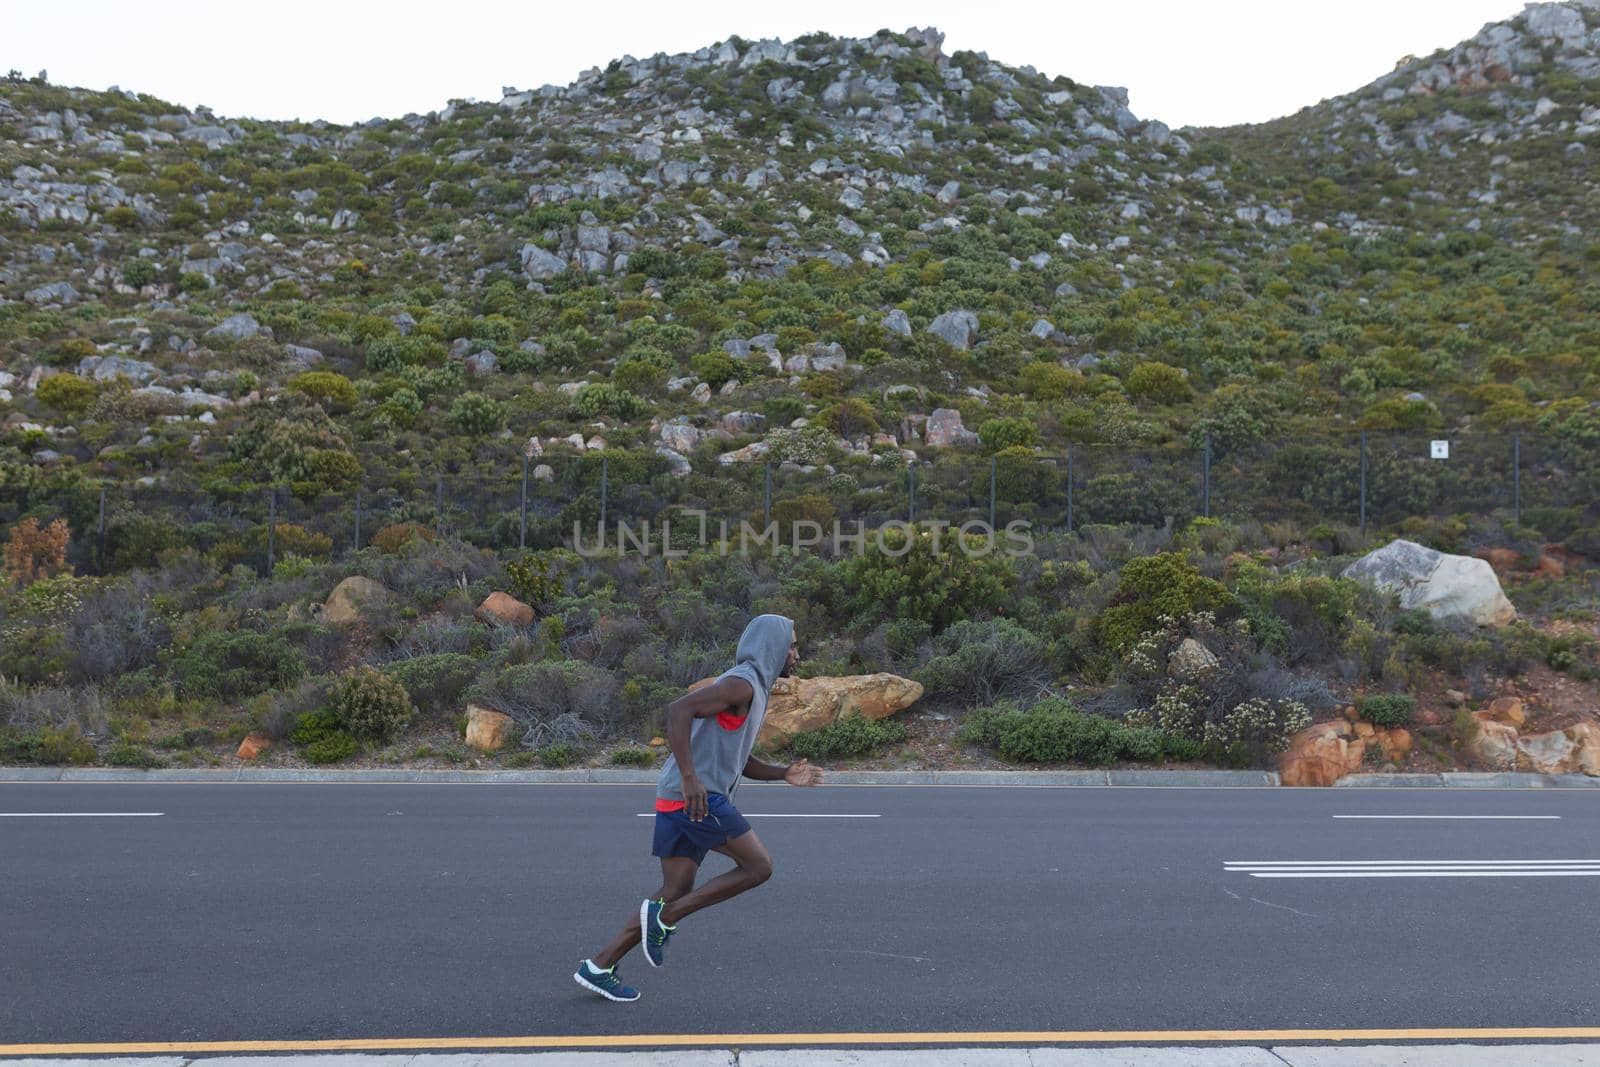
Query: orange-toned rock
[
  {"left": 1414, "top": 708, "right": 1444, "bottom": 727},
  {"left": 1473, "top": 720, "right": 1519, "bottom": 770},
  {"left": 1378, "top": 728, "right": 1412, "bottom": 762},
  {"left": 1342, "top": 738, "right": 1368, "bottom": 773},
  {"left": 1486, "top": 696, "right": 1526, "bottom": 727},
  {"left": 1516, "top": 729, "right": 1578, "bottom": 775},
  {"left": 1342, "top": 705, "right": 1360, "bottom": 722},
  {"left": 687, "top": 673, "right": 923, "bottom": 747},
  {"left": 476, "top": 591, "right": 534, "bottom": 626},
  {"left": 1280, "top": 721, "right": 1358, "bottom": 787},
  {"left": 1353, "top": 721, "right": 1376, "bottom": 739},
  {"left": 649, "top": 736, "right": 666, "bottom": 747},
  {"left": 236, "top": 733, "right": 272, "bottom": 760},
  {"left": 464, "top": 703, "right": 517, "bottom": 752}
]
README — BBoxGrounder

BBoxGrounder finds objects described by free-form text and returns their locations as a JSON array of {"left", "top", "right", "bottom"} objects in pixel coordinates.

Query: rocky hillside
[
  {"left": 1, "top": 8, "right": 1599, "bottom": 777},
  {"left": 0, "top": 5, "right": 1597, "bottom": 522}
]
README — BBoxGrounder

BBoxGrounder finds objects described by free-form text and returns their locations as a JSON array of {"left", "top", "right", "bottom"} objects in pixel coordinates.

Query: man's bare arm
[
  {"left": 741, "top": 755, "right": 790, "bottom": 781},
  {"left": 744, "top": 754, "right": 824, "bottom": 786},
  {"left": 666, "top": 676, "right": 753, "bottom": 820}
]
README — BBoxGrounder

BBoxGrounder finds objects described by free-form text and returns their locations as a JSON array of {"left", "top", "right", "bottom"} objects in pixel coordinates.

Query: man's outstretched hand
[{"left": 785, "top": 758, "right": 823, "bottom": 787}]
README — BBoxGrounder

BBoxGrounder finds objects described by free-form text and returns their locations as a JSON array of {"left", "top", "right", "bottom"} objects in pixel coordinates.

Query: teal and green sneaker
[
  {"left": 640, "top": 897, "right": 676, "bottom": 968},
  {"left": 573, "top": 959, "right": 639, "bottom": 1002}
]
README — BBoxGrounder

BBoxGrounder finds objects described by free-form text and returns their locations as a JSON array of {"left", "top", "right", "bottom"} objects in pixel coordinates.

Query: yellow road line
[{"left": 6, "top": 1029, "right": 1600, "bottom": 1055}]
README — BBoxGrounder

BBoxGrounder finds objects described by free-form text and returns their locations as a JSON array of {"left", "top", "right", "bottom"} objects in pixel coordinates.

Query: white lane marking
[
  {"left": 1324, "top": 819, "right": 1561, "bottom": 825},
  {"left": 1, "top": 812, "right": 166, "bottom": 818},
  {"left": 636, "top": 813, "right": 880, "bottom": 818},
  {"left": 1227, "top": 859, "right": 1600, "bottom": 878},
  {"left": 1245, "top": 871, "right": 1600, "bottom": 878}
]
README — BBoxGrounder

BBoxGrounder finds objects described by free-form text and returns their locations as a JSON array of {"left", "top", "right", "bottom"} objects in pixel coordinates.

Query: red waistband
[{"left": 655, "top": 798, "right": 686, "bottom": 813}]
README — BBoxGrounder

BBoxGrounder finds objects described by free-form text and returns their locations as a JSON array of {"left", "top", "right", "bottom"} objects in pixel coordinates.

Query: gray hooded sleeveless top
[{"left": 656, "top": 614, "right": 794, "bottom": 802}]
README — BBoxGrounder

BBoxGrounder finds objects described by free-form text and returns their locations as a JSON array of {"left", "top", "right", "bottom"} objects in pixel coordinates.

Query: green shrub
[
  {"left": 382, "top": 653, "right": 476, "bottom": 716},
  {"left": 831, "top": 526, "right": 1014, "bottom": 633},
  {"left": 289, "top": 709, "right": 342, "bottom": 744},
  {"left": 977, "top": 416, "right": 1036, "bottom": 452},
  {"left": 0, "top": 724, "right": 97, "bottom": 765},
  {"left": 958, "top": 698, "right": 1128, "bottom": 765},
  {"left": 1359, "top": 693, "right": 1415, "bottom": 727},
  {"left": 121, "top": 258, "right": 158, "bottom": 288},
  {"left": 36, "top": 373, "right": 96, "bottom": 415},
  {"left": 539, "top": 742, "right": 577, "bottom": 767},
  {"left": 304, "top": 731, "right": 358, "bottom": 763},
  {"left": 917, "top": 618, "right": 1048, "bottom": 705},
  {"left": 571, "top": 382, "right": 648, "bottom": 420},
  {"left": 448, "top": 391, "right": 506, "bottom": 435},
  {"left": 105, "top": 743, "right": 166, "bottom": 768},
  {"left": 786, "top": 715, "right": 907, "bottom": 760},
  {"left": 610, "top": 746, "right": 657, "bottom": 767},
  {"left": 1125, "top": 362, "right": 1192, "bottom": 405},
  {"left": 1097, "top": 553, "right": 1233, "bottom": 653},
  {"left": 329, "top": 666, "right": 414, "bottom": 741},
  {"left": 289, "top": 371, "right": 358, "bottom": 411},
  {"left": 152, "top": 727, "right": 217, "bottom": 750},
  {"left": 174, "top": 631, "right": 306, "bottom": 701}
]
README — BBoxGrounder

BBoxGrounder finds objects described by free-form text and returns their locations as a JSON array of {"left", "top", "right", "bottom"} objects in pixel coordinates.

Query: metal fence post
[
  {"left": 989, "top": 455, "right": 997, "bottom": 529},
  {"left": 353, "top": 489, "right": 362, "bottom": 554},
  {"left": 96, "top": 486, "right": 106, "bottom": 575},
  {"left": 1202, "top": 434, "right": 1212, "bottom": 519},
  {"left": 1066, "top": 448, "right": 1074, "bottom": 534},
  {"left": 599, "top": 455, "right": 608, "bottom": 532},
  {"left": 763, "top": 462, "right": 772, "bottom": 531},
  {"left": 1513, "top": 433, "right": 1522, "bottom": 527},
  {"left": 435, "top": 475, "right": 444, "bottom": 540},
  {"left": 1359, "top": 431, "right": 1368, "bottom": 537},
  {"left": 266, "top": 487, "right": 277, "bottom": 575},
  {"left": 519, "top": 454, "right": 530, "bottom": 550}
]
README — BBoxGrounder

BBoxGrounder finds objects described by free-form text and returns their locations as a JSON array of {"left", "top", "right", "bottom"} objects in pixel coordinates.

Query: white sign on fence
[{"left": 1430, "top": 440, "right": 1450, "bottom": 460}]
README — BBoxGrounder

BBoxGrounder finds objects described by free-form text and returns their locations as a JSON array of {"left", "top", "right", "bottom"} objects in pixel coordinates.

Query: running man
[{"left": 574, "top": 613, "right": 822, "bottom": 1002}]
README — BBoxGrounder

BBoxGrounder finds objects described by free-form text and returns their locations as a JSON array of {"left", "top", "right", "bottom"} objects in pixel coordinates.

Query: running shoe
[
  {"left": 641, "top": 897, "right": 676, "bottom": 968},
  {"left": 573, "top": 960, "right": 640, "bottom": 1002}
]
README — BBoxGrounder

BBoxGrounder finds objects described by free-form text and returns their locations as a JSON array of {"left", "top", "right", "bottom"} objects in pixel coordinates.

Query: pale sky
[{"left": 5, "top": 0, "right": 1522, "bottom": 129}]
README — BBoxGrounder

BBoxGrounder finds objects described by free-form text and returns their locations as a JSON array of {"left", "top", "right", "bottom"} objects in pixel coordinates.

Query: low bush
[
  {"left": 956, "top": 698, "right": 1160, "bottom": 765},
  {"left": 539, "top": 742, "right": 578, "bottom": 767},
  {"left": 916, "top": 618, "right": 1049, "bottom": 706},
  {"left": 1097, "top": 552, "right": 1232, "bottom": 653},
  {"left": 786, "top": 714, "right": 907, "bottom": 760},
  {"left": 329, "top": 667, "right": 414, "bottom": 741},
  {"left": 610, "top": 746, "right": 657, "bottom": 767},
  {"left": 0, "top": 723, "right": 97, "bottom": 765},
  {"left": 105, "top": 743, "right": 166, "bottom": 768},
  {"left": 172, "top": 631, "right": 306, "bottom": 702},
  {"left": 382, "top": 653, "right": 476, "bottom": 716},
  {"left": 1359, "top": 693, "right": 1415, "bottom": 727}
]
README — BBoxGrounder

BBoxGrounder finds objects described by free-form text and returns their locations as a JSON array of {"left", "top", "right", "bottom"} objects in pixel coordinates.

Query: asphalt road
[{"left": 1, "top": 782, "right": 1597, "bottom": 1046}]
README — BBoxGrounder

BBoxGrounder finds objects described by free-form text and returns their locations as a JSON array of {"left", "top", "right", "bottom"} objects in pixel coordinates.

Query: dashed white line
[
  {"left": 0, "top": 812, "right": 165, "bottom": 817},
  {"left": 1332, "top": 814, "right": 1560, "bottom": 820}
]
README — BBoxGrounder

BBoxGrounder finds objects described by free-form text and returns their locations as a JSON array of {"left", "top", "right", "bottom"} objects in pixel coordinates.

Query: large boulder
[
  {"left": 686, "top": 673, "right": 923, "bottom": 748},
  {"left": 476, "top": 591, "right": 534, "bottom": 626},
  {"left": 1342, "top": 539, "right": 1516, "bottom": 627},
  {"left": 926, "top": 309, "right": 979, "bottom": 350},
  {"left": 1280, "top": 720, "right": 1362, "bottom": 787},
  {"left": 923, "top": 408, "right": 979, "bottom": 448},
  {"left": 205, "top": 313, "right": 268, "bottom": 342},
  {"left": 465, "top": 703, "right": 517, "bottom": 752},
  {"left": 1472, "top": 719, "right": 1519, "bottom": 770},
  {"left": 1168, "top": 638, "right": 1219, "bottom": 682},
  {"left": 322, "top": 576, "right": 395, "bottom": 625}
]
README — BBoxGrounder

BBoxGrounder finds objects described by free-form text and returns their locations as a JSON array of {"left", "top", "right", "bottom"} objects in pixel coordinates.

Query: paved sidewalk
[
  {"left": 1, "top": 767, "right": 1597, "bottom": 787},
  {"left": 3, "top": 1047, "right": 1599, "bottom": 1065}
]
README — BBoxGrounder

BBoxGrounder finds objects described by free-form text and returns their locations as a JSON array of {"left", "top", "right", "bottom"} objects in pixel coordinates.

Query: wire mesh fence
[{"left": 1, "top": 432, "right": 1592, "bottom": 578}]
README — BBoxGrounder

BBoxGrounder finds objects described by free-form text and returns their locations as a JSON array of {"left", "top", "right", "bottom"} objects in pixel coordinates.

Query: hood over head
[{"left": 730, "top": 613, "right": 794, "bottom": 697}]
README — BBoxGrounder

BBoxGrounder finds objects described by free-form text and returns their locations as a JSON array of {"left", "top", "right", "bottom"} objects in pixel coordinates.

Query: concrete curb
[{"left": 0, "top": 766, "right": 1592, "bottom": 787}]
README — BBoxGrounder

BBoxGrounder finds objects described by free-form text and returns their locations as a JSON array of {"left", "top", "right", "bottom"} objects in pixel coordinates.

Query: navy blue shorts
[{"left": 652, "top": 792, "right": 752, "bottom": 865}]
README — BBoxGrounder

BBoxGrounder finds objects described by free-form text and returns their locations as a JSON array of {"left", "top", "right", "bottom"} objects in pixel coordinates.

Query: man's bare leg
[
  {"left": 658, "top": 829, "right": 773, "bottom": 925},
  {"left": 591, "top": 856, "right": 697, "bottom": 970}
]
